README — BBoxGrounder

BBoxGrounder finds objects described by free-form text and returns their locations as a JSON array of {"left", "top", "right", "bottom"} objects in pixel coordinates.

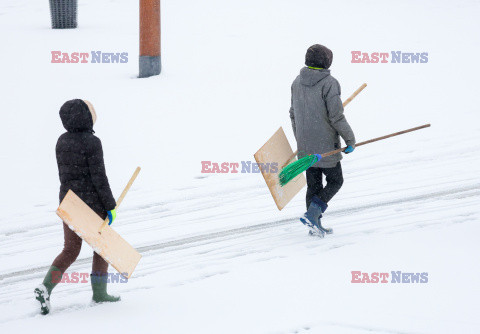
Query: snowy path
[
  {"left": 1, "top": 181, "right": 478, "bottom": 283},
  {"left": 1, "top": 112, "right": 479, "bottom": 333},
  {"left": 1, "top": 142, "right": 479, "bottom": 332}
]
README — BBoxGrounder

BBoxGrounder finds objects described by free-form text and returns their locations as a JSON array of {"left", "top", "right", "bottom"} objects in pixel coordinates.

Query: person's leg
[
  {"left": 308, "top": 162, "right": 343, "bottom": 235},
  {"left": 90, "top": 211, "right": 120, "bottom": 303},
  {"left": 91, "top": 252, "right": 120, "bottom": 303},
  {"left": 51, "top": 222, "right": 83, "bottom": 274},
  {"left": 92, "top": 252, "right": 109, "bottom": 275},
  {"left": 35, "top": 222, "right": 82, "bottom": 314},
  {"left": 319, "top": 162, "right": 344, "bottom": 204},
  {"left": 301, "top": 168, "right": 328, "bottom": 236},
  {"left": 91, "top": 209, "right": 109, "bottom": 276},
  {"left": 306, "top": 167, "right": 324, "bottom": 210}
]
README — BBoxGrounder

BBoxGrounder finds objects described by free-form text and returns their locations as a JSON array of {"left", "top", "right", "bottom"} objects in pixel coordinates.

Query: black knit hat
[{"left": 305, "top": 44, "right": 333, "bottom": 69}]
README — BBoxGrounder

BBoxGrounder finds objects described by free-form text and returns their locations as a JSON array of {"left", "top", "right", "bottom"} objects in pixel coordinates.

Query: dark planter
[{"left": 49, "top": 0, "right": 78, "bottom": 29}]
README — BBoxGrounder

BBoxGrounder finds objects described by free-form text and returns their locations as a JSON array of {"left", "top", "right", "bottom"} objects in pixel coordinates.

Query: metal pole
[{"left": 139, "top": 0, "right": 161, "bottom": 78}]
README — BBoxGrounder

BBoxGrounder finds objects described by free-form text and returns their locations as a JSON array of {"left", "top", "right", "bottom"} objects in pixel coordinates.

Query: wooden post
[{"left": 139, "top": 0, "right": 161, "bottom": 78}]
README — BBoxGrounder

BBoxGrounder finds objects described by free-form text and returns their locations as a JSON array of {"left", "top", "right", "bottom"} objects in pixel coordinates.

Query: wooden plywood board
[
  {"left": 254, "top": 127, "right": 306, "bottom": 210},
  {"left": 56, "top": 190, "right": 141, "bottom": 279}
]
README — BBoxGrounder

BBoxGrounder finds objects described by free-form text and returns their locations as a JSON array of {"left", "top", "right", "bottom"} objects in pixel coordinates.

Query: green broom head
[{"left": 279, "top": 154, "right": 322, "bottom": 186}]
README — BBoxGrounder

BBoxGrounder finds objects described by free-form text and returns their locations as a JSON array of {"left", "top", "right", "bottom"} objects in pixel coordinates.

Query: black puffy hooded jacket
[{"left": 56, "top": 99, "right": 116, "bottom": 215}]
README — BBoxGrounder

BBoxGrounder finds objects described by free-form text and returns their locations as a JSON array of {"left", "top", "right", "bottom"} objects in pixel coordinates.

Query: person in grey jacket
[{"left": 289, "top": 44, "right": 356, "bottom": 236}]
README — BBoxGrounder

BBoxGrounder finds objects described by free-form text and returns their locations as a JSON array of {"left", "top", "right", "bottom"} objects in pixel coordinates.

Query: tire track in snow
[{"left": 1, "top": 183, "right": 478, "bottom": 283}]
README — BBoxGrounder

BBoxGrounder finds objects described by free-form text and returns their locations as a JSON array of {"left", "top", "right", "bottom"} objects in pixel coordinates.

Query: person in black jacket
[{"left": 35, "top": 99, "right": 119, "bottom": 315}]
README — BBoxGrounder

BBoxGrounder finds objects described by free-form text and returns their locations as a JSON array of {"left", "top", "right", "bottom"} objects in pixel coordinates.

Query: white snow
[{"left": 0, "top": 0, "right": 479, "bottom": 333}]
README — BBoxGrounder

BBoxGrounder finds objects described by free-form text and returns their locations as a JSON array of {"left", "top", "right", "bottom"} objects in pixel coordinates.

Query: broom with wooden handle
[
  {"left": 279, "top": 124, "right": 431, "bottom": 186},
  {"left": 342, "top": 83, "right": 367, "bottom": 108},
  {"left": 98, "top": 166, "right": 141, "bottom": 233},
  {"left": 286, "top": 83, "right": 367, "bottom": 165}
]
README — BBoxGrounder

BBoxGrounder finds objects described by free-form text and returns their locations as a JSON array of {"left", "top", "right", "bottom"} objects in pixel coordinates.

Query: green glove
[{"left": 107, "top": 209, "right": 117, "bottom": 226}]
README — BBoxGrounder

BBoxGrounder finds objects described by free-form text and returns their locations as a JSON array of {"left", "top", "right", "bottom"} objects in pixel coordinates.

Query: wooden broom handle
[
  {"left": 317, "top": 124, "right": 431, "bottom": 159},
  {"left": 343, "top": 83, "right": 367, "bottom": 108},
  {"left": 98, "top": 167, "right": 141, "bottom": 233},
  {"left": 285, "top": 83, "right": 367, "bottom": 166}
]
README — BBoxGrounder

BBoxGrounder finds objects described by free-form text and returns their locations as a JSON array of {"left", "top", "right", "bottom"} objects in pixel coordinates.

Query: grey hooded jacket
[{"left": 290, "top": 67, "right": 355, "bottom": 168}]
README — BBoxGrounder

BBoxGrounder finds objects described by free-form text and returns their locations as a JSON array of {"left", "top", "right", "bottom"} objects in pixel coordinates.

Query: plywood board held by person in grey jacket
[{"left": 254, "top": 127, "right": 306, "bottom": 211}]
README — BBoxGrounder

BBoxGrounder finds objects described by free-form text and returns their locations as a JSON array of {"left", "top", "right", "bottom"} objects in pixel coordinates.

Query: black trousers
[{"left": 306, "top": 162, "right": 344, "bottom": 209}]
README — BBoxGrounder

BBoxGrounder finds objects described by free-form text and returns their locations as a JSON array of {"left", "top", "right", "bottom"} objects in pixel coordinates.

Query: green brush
[
  {"left": 278, "top": 124, "right": 432, "bottom": 187},
  {"left": 279, "top": 154, "right": 322, "bottom": 186}
]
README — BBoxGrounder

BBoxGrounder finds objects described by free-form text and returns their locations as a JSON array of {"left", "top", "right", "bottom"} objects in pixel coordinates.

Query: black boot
[
  {"left": 34, "top": 266, "right": 62, "bottom": 315},
  {"left": 91, "top": 274, "right": 121, "bottom": 303}
]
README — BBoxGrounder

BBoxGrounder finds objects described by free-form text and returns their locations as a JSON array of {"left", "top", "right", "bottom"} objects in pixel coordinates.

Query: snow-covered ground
[{"left": 0, "top": 0, "right": 479, "bottom": 333}]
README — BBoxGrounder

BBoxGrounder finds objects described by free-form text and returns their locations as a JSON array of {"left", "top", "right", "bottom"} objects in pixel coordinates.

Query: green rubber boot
[
  {"left": 34, "top": 266, "right": 62, "bottom": 315},
  {"left": 91, "top": 274, "right": 121, "bottom": 303}
]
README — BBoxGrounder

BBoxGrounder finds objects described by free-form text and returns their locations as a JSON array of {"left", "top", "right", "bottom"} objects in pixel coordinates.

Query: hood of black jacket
[
  {"left": 60, "top": 99, "right": 94, "bottom": 133},
  {"left": 299, "top": 67, "right": 331, "bottom": 87}
]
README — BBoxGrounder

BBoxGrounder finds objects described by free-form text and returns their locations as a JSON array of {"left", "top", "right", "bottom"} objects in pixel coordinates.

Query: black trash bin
[{"left": 49, "top": 0, "right": 78, "bottom": 29}]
